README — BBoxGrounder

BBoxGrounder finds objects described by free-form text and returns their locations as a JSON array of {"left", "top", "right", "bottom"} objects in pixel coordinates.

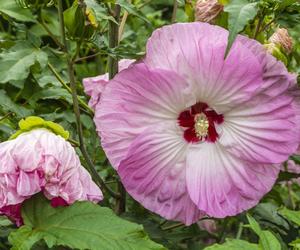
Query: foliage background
[{"left": 0, "top": 0, "right": 300, "bottom": 249}]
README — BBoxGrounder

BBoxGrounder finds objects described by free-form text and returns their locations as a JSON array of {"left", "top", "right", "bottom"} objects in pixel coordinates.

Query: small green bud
[
  {"left": 264, "top": 43, "right": 288, "bottom": 66},
  {"left": 63, "top": 0, "right": 85, "bottom": 38}
]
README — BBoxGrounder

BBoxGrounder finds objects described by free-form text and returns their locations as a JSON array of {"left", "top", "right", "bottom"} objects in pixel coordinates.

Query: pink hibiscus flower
[
  {"left": 84, "top": 23, "right": 300, "bottom": 225},
  {"left": 0, "top": 128, "right": 103, "bottom": 226}
]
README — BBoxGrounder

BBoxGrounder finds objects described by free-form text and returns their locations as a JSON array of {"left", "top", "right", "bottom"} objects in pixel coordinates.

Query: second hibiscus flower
[{"left": 84, "top": 22, "right": 300, "bottom": 225}]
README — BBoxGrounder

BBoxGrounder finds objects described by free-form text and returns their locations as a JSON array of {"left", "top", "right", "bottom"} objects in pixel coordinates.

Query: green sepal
[
  {"left": 63, "top": 0, "right": 85, "bottom": 38},
  {"left": 264, "top": 43, "right": 288, "bottom": 66},
  {"left": 9, "top": 116, "right": 69, "bottom": 140}
]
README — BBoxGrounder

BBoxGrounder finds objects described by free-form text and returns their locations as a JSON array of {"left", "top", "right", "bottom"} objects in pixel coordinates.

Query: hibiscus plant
[{"left": 0, "top": 0, "right": 300, "bottom": 249}]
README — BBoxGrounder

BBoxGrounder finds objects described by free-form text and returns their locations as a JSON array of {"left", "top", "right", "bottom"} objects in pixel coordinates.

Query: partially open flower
[
  {"left": 269, "top": 28, "right": 293, "bottom": 54},
  {"left": 0, "top": 118, "right": 103, "bottom": 226},
  {"left": 195, "top": 0, "right": 223, "bottom": 24},
  {"left": 85, "top": 23, "right": 300, "bottom": 225},
  {"left": 83, "top": 59, "right": 135, "bottom": 110}
]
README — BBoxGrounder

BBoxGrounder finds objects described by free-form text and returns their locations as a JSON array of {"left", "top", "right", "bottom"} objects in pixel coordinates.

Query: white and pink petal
[
  {"left": 186, "top": 143, "right": 279, "bottom": 217},
  {"left": 118, "top": 123, "right": 203, "bottom": 225},
  {"left": 96, "top": 63, "right": 194, "bottom": 169}
]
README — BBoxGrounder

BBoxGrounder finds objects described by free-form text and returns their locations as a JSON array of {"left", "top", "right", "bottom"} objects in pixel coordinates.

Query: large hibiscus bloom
[
  {"left": 0, "top": 127, "right": 103, "bottom": 226},
  {"left": 84, "top": 23, "right": 300, "bottom": 225}
]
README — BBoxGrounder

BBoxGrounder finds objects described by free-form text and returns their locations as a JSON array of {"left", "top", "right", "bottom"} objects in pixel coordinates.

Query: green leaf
[
  {"left": 204, "top": 239, "right": 259, "bottom": 250},
  {"left": 0, "top": 90, "right": 33, "bottom": 118},
  {"left": 259, "top": 231, "right": 281, "bottom": 250},
  {"left": 278, "top": 207, "right": 300, "bottom": 226},
  {"left": 224, "top": 0, "right": 258, "bottom": 56},
  {"left": 290, "top": 238, "right": 300, "bottom": 249},
  {"left": 29, "top": 87, "right": 73, "bottom": 105},
  {"left": 253, "top": 203, "right": 290, "bottom": 234},
  {"left": 9, "top": 194, "right": 165, "bottom": 250},
  {"left": 247, "top": 214, "right": 262, "bottom": 235},
  {"left": 0, "top": 216, "right": 12, "bottom": 227},
  {"left": 85, "top": 0, "right": 118, "bottom": 24},
  {"left": 0, "top": 43, "right": 48, "bottom": 85},
  {"left": 247, "top": 214, "right": 281, "bottom": 250},
  {"left": 278, "top": 0, "right": 298, "bottom": 11},
  {"left": 64, "top": 0, "right": 85, "bottom": 38},
  {"left": 117, "top": 0, "right": 150, "bottom": 24},
  {"left": 0, "top": 1, "right": 35, "bottom": 22}
]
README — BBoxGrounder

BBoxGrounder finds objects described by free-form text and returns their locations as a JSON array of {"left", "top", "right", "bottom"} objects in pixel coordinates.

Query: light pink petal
[
  {"left": 186, "top": 143, "right": 279, "bottom": 217},
  {"left": 78, "top": 167, "right": 103, "bottom": 203},
  {"left": 0, "top": 128, "right": 103, "bottom": 225},
  {"left": 288, "top": 87, "right": 300, "bottom": 143},
  {"left": 238, "top": 35, "right": 297, "bottom": 96},
  {"left": 118, "top": 123, "right": 203, "bottom": 225},
  {"left": 10, "top": 132, "right": 43, "bottom": 172},
  {"left": 83, "top": 59, "right": 135, "bottom": 109},
  {"left": 17, "top": 171, "right": 41, "bottom": 197},
  {"left": 219, "top": 94, "right": 299, "bottom": 164},
  {"left": 145, "top": 22, "right": 264, "bottom": 113},
  {"left": 96, "top": 63, "right": 194, "bottom": 169}
]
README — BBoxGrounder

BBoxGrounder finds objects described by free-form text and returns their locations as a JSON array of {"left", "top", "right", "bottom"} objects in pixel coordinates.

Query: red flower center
[{"left": 178, "top": 102, "right": 224, "bottom": 143}]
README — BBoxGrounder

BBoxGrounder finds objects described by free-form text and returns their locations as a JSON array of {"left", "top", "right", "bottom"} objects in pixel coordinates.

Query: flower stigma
[{"left": 194, "top": 113, "right": 209, "bottom": 139}]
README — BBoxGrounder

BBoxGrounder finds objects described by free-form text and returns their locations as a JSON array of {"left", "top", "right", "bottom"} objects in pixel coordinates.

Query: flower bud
[
  {"left": 195, "top": 0, "right": 223, "bottom": 24},
  {"left": 197, "top": 219, "right": 217, "bottom": 234},
  {"left": 63, "top": 1, "right": 85, "bottom": 39},
  {"left": 269, "top": 28, "right": 293, "bottom": 54}
]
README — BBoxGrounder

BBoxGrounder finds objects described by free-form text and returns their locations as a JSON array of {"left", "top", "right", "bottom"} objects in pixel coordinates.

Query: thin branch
[
  {"left": 119, "top": 10, "right": 129, "bottom": 41},
  {"left": 57, "top": 0, "right": 120, "bottom": 199},
  {"left": 39, "top": 19, "right": 65, "bottom": 49},
  {"left": 0, "top": 112, "right": 13, "bottom": 122},
  {"left": 236, "top": 222, "right": 244, "bottom": 239},
  {"left": 47, "top": 62, "right": 94, "bottom": 115},
  {"left": 287, "top": 181, "right": 296, "bottom": 209},
  {"left": 253, "top": 10, "right": 266, "bottom": 39},
  {"left": 67, "top": 138, "right": 80, "bottom": 147},
  {"left": 108, "top": 3, "right": 126, "bottom": 212},
  {"left": 74, "top": 52, "right": 103, "bottom": 63},
  {"left": 108, "top": 4, "right": 121, "bottom": 79},
  {"left": 262, "top": 18, "right": 276, "bottom": 33},
  {"left": 138, "top": 0, "right": 152, "bottom": 9},
  {"left": 162, "top": 222, "right": 184, "bottom": 231},
  {"left": 118, "top": 0, "right": 131, "bottom": 41},
  {"left": 171, "top": 0, "right": 178, "bottom": 23},
  {"left": 254, "top": 17, "right": 264, "bottom": 39},
  {"left": 105, "top": 2, "right": 114, "bottom": 16}
]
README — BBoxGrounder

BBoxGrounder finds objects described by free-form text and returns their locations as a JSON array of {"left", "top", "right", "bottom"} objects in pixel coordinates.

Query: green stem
[
  {"left": 107, "top": 3, "right": 126, "bottom": 213},
  {"left": 218, "top": 218, "right": 229, "bottom": 243},
  {"left": 108, "top": 4, "right": 121, "bottom": 79},
  {"left": 74, "top": 52, "right": 103, "bottom": 63},
  {"left": 236, "top": 222, "right": 244, "bottom": 239},
  {"left": 38, "top": 18, "right": 64, "bottom": 49},
  {"left": 253, "top": 11, "right": 265, "bottom": 39},
  {"left": 67, "top": 138, "right": 80, "bottom": 147},
  {"left": 116, "top": 181, "right": 126, "bottom": 214},
  {"left": 0, "top": 112, "right": 12, "bottom": 122},
  {"left": 171, "top": 0, "right": 178, "bottom": 23},
  {"left": 47, "top": 62, "right": 94, "bottom": 115},
  {"left": 57, "top": 0, "right": 120, "bottom": 199},
  {"left": 162, "top": 222, "right": 184, "bottom": 231}
]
